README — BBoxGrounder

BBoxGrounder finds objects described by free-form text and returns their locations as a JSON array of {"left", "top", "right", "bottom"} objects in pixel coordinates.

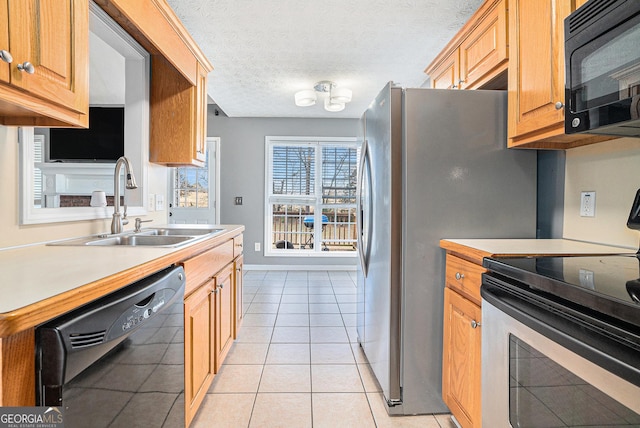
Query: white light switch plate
[{"left": 155, "top": 194, "right": 165, "bottom": 211}]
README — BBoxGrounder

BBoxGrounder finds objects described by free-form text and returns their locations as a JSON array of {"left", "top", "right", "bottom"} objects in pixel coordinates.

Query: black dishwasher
[{"left": 36, "top": 265, "right": 185, "bottom": 427}]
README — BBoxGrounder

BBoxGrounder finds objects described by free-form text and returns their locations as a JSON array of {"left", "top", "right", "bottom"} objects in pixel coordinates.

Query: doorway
[{"left": 169, "top": 137, "right": 221, "bottom": 224}]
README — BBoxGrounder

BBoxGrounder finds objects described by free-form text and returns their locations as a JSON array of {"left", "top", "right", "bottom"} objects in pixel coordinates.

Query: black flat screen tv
[{"left": 48, "top": 107, "right": 125, "bottom": 162}]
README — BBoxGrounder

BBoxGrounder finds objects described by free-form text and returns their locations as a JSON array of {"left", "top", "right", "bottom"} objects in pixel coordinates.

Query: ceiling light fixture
[{"left": 295, "top": 80, "right": 353, "bottom": 112}]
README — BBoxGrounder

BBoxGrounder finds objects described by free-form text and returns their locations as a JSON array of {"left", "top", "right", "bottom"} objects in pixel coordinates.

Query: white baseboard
[{"left": 244, "top": 264, "right": 357, "bottom": 271}]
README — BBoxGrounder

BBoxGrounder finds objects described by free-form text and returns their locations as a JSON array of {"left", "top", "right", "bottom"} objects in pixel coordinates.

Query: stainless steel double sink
[{"left": 48, "top": 227, "right": 225, "bottom": 248}]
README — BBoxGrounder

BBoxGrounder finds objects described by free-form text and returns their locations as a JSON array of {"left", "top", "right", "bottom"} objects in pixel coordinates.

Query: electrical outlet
[
  {"left": 155, "top": 194, "right": 165, "bottom": 211},
  {"left": 580, "top": 191, "right": 596, "bottom": 217},
  {"left": 148, "top": 194, "right": 155, "bottom": 212},
  {"left": 579, "top": 269, "right": 595, "bottom": 289},
  {"left": 254, "top": 242, "right": 261, "bottom": 251}
]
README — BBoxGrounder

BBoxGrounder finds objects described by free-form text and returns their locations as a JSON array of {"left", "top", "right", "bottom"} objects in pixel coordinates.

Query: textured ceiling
[{"left": 166, "top": 0, "right": 485, "bottom": 118}]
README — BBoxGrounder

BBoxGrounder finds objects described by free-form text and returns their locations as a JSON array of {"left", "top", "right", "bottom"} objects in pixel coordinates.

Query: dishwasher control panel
[{"left": 115, "top": 287, "right": 176, "bottom": 333}]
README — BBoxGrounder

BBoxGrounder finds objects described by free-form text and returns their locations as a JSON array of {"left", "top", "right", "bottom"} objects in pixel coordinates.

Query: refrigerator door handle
[{"left": 356, "top": 140, "right": 371, "bottom": 276}]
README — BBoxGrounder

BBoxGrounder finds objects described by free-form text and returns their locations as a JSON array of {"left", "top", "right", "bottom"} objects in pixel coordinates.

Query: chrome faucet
[{"left": 111, "top": 156, "right": 138, "bottom": 234}]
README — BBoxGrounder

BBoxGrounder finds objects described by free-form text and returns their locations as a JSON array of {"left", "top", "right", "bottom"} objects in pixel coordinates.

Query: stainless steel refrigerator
[{"left": 356, "top": 83, "right": 537, "bottom": 415}]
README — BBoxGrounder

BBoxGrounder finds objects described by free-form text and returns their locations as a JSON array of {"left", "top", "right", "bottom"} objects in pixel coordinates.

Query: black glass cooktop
[{"left": 483, "top": 254, "right": 640, "bottom": 326}]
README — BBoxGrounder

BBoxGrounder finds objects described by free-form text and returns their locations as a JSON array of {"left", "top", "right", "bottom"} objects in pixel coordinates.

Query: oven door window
[
  {"left": 569, "top": 14, "right": 640, "bottom": 113},
  {"left": 509, "top": 335, "right": 640, "bottom": 427}
]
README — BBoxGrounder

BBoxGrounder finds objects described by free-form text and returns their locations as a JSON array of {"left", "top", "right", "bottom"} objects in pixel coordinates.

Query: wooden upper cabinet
[
  {"left": 507, "top": 0, "right": 613, "bottom": 148},
  {"left": 459, "top": 0, "right": 508, "bottom": 89},
  {"left": 0, "top": 0, "right": 88, "bottom": 127},
  {"left": 149, "top": 56, "right": 208, "bottom": 166},
  {"left": 425, "top": 0, "right": 508, "bottom": 90},
  {"left": 94, "top": 0, "right": 213, "bottom": 166},
  {"left": 430, "top": 52, "right": 460, "bottom": 90},
  {"left": 0, "top": 0, "right": 9, "bottom": 84},
  {"left": 194, "top": 62, "right": 208, "bottom": 164}
]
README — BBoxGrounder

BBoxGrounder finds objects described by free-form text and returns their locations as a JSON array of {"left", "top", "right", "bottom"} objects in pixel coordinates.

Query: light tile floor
[{"left": 191, "top": 270, "right": 456, "bottom": 428}]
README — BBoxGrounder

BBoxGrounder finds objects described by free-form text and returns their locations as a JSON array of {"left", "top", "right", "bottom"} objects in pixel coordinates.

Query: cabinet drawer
[
  {"left": 233, "top": 234, "right": 244, "bottom": 257},
  {"left": 182, "top": 240, "right": 234, "bottom": 295},
  {"left": 445, "top": 254, "right": 485, "bottom": 306}
]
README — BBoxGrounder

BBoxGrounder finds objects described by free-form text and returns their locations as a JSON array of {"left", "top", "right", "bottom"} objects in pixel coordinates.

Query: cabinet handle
[
  {"left": 450, "top": 84, "right": 457, "bottom": 89},
  {"left": 219, "top": 283, "right": 224, "bottom": 289},
  {"left": 0, "top": 50, "right": 13, "bottom": 63},
  {"left": 211, "top": 288, "right": 218, "bottom": 294},
  {"left": 458, "top": 79, "right": 465, "bottom": 85},
  {"left": 17, "top": 61, "right": 35, "bottom": 74},
  {"left": 470, "top": 320, "right": 481, "bottom": 329},
  {"left": 455, "top": 272, "right": 465, "bottom": 280},
  {"left": 555, "top": 101, "right": 564, "bottom": 110}
]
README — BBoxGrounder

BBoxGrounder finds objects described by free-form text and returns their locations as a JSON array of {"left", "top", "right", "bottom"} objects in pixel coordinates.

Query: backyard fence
[{"left": 271, "top": 212, "right": 357, "bottom": 250}]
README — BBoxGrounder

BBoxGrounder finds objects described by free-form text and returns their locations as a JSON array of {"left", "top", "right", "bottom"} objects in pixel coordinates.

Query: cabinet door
[
  {"left": 459, "top": 0, "right": 508, "bottom": 89},
  {"left": 0, "top": 0, "right": 9, "bottom": 83},
  {"left": 184, "top": 279, "right": 215, "bottom": 426},
  {"left": 443, "top": 287, "right": 482, "bottom": 428},
  {"left": 214, "top": 264, "right": 234, "bottom": 372},
  {"left": 8, "top": 0, "right": 88, "bottom": 114},
  {"left": 193, "top": 63, "right": 207, "bottom": 164},
  {"left": 234, "top": 255, "right": 244, "bottom": 338},
  {"left": 508, "top": 0, "right": 574, "bottom": 144},
  {"left": 150, "top": 55, "right": 207, "bottom": 167},
  {"left": 429, "top": 51, "right": 460, "bottom": 89}
]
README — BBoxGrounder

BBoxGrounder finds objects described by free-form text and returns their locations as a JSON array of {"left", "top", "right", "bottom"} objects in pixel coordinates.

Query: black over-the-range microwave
[{"left": 564, "top": 0, "right": 640, "bottom": 137}]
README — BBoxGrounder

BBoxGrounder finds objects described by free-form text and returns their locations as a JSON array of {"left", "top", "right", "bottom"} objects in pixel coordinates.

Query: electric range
[{"left": 483, "top": 253, "right": 640, "bottom": 328}]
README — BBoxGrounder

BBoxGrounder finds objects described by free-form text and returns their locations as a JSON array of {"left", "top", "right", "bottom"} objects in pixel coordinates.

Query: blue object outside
[{"left": 303, "top": 215, "right": 328, "bottom": 227}]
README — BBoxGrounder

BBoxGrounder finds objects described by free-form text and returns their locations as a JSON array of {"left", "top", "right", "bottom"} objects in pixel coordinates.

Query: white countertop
[
  {"left": 441, "top": 238, "right": 634, "bottom": 256},
  {"left": 0, "top": 225, "right": 243, "bottom": 322},
  {"left": 0, "top": 244, "right": 175, "bottom": 314}
]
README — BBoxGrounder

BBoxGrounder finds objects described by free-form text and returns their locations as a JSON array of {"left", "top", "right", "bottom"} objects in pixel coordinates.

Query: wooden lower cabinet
[
  {"left": 214, "top": 263, "right": 234, "bottom": 372},
  {"left": 442, "top": 252, "right": 484, "bottom": 428},
  {"left": 182, "top": 234, "right": 244, "bottom": 426},
  {"left": 184, "top": 279, "right": 215, "bottom": 426},
  {"left": 234, "top": 255, "right": 244, "bottom": 338},
  {"left": 442, "top": 287, "right": 482, "bottom": 428}
]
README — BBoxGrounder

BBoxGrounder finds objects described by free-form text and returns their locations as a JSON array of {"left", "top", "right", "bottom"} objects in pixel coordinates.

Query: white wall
[
  {"left": 0, "top": 125, "right": 168, "bottom": 249},
  {"left": 563, "top": 137, "right": 640, "bottom": 250}
]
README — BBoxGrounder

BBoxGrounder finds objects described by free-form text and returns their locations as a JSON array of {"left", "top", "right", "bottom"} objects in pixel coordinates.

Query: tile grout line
[{"left": 223, "top": 271, "right": 370, "bottom": 427}]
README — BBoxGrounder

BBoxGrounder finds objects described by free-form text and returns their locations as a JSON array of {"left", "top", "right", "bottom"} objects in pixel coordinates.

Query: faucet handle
[{"left": 121, "top": 204, "right": 129, "bottom": 226}]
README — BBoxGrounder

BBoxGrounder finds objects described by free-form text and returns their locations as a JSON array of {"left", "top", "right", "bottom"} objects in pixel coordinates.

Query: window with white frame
[{"left": 265, "top": 137, "right": 359, "bottom": 256}]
